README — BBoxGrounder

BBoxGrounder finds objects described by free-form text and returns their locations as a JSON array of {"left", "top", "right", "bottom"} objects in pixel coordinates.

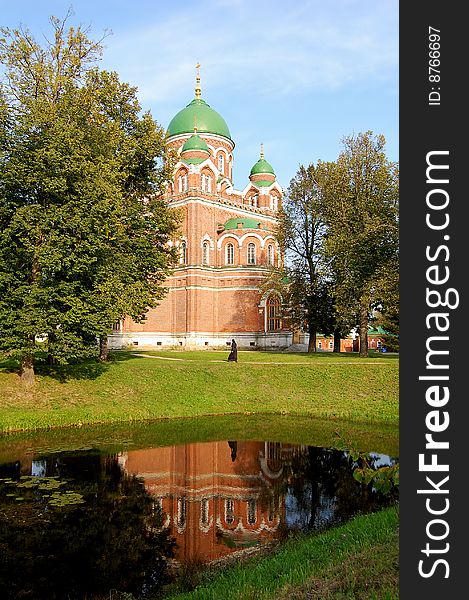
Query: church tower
[{"left": 111, "top": 68, "right": 290, "bottom": 350}]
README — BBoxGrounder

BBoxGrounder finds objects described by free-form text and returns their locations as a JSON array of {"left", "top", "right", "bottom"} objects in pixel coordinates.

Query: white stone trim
[
  {"left": 167, "top": 268, "right": 269, "bottom": 279},
  {"left": 238, "top": 232, "right": 268, "bottom": 248},
  {"left": 169, "top": 197, "right": 278, "bottom": 225},
  {"left": 168, "top": 132, "right": 235, "bottom": 151},
  {"left": 259, "top": 290, "right": 283, "bottom": 333},
  {"left": 108, "top": 331, "right": 292, "bottom": 350},
  {"left": 241, "top": 180, "right": 283, "bottom": 195},
  {"left": 217, "top": 176, "right": 233, "bottom": 192},
  {"left": 262, "top": 234, "right": 277, "bottom": 245},
  {"left": 200, "top": 233, "right": 215, "bottom": 250},
  {"left": 217, "top": 232, "right": 243, "bottom": 249}
]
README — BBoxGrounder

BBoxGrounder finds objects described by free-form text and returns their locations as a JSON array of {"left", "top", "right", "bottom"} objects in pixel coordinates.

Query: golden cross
[{"left": 195, "top": 62, "right": 201, "bottom": 98}]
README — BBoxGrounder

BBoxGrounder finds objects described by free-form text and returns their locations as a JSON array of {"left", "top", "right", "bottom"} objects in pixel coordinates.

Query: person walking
[{"left": 227, "top": 339, "right": 238, "bottom": 362}]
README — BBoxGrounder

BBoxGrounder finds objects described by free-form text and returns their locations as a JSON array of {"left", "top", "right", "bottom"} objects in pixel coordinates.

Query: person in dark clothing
[
  {"left": 227, "top": 339, "right": 238, "bottom": 362},
  {"left": 227, "top": 441, "right": 238, "bottom": 461}
]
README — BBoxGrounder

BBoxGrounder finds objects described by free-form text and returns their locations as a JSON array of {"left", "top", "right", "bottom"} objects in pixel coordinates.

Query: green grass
[
  {"left": 0, "top": 350, "right": 399, "bottom": 600},
  {"left": 161, "top": 507, "right": 399, "bottom": 600},
  {"left": 0, "top": 350, "right": 398, "bottom": 434},
  {"left": 0, "top": 413, "right": 399, "bottom": 465}
]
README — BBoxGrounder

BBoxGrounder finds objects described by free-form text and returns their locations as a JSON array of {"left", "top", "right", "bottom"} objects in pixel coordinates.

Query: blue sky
[{"left": 1, "top": 0, "right": 398, "bottom": 190}]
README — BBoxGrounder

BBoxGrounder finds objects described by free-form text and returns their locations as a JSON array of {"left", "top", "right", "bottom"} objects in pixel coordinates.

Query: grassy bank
[
  {"left": 0, "top": 351, "right": 398, "bottom": 432},
  {"left": 0, "top": 414, "right": 399, "bottom": 466},
  {"left": 0, "top": 350, "right": 398, "bottom": 433},
  {"left": 162, "top": 507, "right": 399, "bottom": 600}
]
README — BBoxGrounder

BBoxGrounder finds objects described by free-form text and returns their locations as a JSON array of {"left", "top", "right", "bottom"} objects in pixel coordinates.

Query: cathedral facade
[{"left": 109, "top": 72, "right": 292, "bottom": 350}]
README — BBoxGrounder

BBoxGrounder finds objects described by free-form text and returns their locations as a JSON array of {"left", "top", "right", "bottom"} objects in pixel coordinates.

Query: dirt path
[{"left": 132, "top": 353, "right": 386, "bottom": 365}]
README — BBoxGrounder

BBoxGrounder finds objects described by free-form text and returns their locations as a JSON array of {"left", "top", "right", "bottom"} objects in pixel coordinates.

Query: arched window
[
  {"left": 266, "top": 442, "right": 282, "bottom": 471},
  {"left": 247, "top": 242, "right": 256, "bottom": 265},
  {"left": 201, "top": 173, "right": 212, "bottom": 193},
  {"left": 177, "top": 497, "right": 187, "bottom": 528},
  {"left": 218, "top": 153, "right": 224, "bottom": 173},
  {"left": 267, "top": 295, "right": 281, "bottom": 331},
  {"left": 201, "top": 498, "right": 209, "bottom": 525},
  {"left": 180, "top": 241, "right": 187, "bottom": 265},
  {"left": 225, "top": 498, "right": 234, "bottom": 524},
  {"left": 202, "top": 241, "right": 210, "bottom": 265},
  {"left": 178, "top": 173, "right": 188, "bottom": 193},
  {"left": 267, "top": 244, "right": 274, "bottom": 266},
  {"left": 249, "top": 194, "right": 258, "bottom": 207},
  {"left": 226, "top": 242, "right": 234, "bottom": 265},
  {"left": 247, "top": 499, "right": 257, "bottom": 525},
  {"left": 270, "top": 195, "right": 278, "bottom": 211}
]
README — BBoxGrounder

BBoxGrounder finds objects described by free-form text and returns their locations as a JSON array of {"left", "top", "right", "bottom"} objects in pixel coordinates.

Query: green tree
[
  {"left": 0, "top": 15, "right": 179, "bottom": 383},
  {"left": 278, "top": 164, "right": 347, "bottom": 352},
  {"left": 370, "top": 259, "right": 400, "bottom": 351},
  {"left": 323, "top": 132, "right": 399, "bottom": 357}
]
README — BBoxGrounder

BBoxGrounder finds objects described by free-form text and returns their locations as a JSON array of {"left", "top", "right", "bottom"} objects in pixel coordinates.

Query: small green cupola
[
  {"left": 181, "top": 132, "right": 210, "bottom": 154},
  {"left": 249, "top": 144, "right": 276, "bottom": 187},
  {"left": 180, "top": 131, "right": 211, "bottom": 164}
]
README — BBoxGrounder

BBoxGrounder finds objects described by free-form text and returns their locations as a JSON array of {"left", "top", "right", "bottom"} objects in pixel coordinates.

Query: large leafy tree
[
  {"left": 278, "top": 164, "right": 341, "bottom": 352},
  {"left": 0, "top": 15, "right": 179, "bottom": 383},
  {"left": 323, "top": 132, "right": 399, "bottom": 356}
]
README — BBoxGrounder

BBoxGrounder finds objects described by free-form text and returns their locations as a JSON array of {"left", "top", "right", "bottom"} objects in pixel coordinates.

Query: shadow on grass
[
  {"left": 368, "top": 351, "right": 399, "bottom": 360},
  {"left": 36, "top": 351, "right": 144, "bottom": 383},
  {"left": 0, "top": 351, "right": 142, "bottom": 383},
  {"left": 35, "top": 360, "right": 110, "bottom": 383},
  {"left": 1, "top": 348, "right": 398, "bottom": 383}
]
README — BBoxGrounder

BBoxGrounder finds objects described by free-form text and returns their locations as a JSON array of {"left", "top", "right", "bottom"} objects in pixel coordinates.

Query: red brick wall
[{"left": 123, "top": 131, "right": 282, "bottom": 338}]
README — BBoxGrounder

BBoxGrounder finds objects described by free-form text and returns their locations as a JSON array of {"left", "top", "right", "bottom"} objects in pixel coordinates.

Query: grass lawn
[
  {"left": 0, "top": 349, "right": 399, "bottom": 600},
  {"left": 162, "top": 507, "right": 399, "bottom": 600},
  {"left": 0, "top": 350, "right": 398, "bottom": 434}
]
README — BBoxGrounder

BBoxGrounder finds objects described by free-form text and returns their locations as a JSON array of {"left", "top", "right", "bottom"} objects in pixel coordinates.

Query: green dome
[
  {"left": 252, "top": 180, "right": 275, "bottom": 188},
  {"left": 181, "top": 133, "right": 210, "bottom": 154},
  {"left": 222, "top": 218, "right": 264, "bottom": 231},
  {"left": 168, "top": 98, "right": 231, "bottom": 140},
  {"left": 250, "top": 157, "right": 275, "bottom": 176}
]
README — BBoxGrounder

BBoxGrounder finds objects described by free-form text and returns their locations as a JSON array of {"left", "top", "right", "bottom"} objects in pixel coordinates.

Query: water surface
[{"left": 0, "top": 422, "right": 398, "bottom": 599}]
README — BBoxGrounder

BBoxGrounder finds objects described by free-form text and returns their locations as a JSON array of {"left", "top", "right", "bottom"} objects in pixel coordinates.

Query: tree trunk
[
  {"left": 333, "top": 329, "right": 341, "bottom": 353},
  {"left": 20, "top": 354, "right": 35, "bottom": 386},
  {"left": 99, "top": 336, "right": 109, "bottom": 362},
  {"left": 308, "top": 326, "right": 317, "bottom": 353},
  {"left": 359, "top": 300, "right": 369, "bottom": 357}
]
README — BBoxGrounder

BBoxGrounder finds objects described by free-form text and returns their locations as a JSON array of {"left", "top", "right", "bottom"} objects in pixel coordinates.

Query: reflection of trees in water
[
  {"left": 0, "top": 443, "right": 397, "bottom": 597},
  {"left": 283, "top": 447, "right": 396, "bottom": 531},
  {"left": 0, "top": 452, "right": 175, "bottom": 600},
  {"left": 226, "top": 442, "right": 395, "bottom": 539}
]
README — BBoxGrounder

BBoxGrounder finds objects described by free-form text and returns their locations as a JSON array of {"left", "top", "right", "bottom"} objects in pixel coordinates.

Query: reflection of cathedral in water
[
  {"left": 1, "top": 440, "right": 395, "bottom": 575},
  {"left": 119, "top": 441, "right": 308, "bottom": 562}
]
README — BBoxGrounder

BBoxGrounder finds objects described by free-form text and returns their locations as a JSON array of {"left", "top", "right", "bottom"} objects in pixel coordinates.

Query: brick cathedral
[{"left": 110, "top": 69, "right": 291, "bottom": 350}]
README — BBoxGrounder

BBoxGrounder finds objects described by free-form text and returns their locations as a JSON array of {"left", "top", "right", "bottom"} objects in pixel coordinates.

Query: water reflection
[
  {"left": 0, "top": 452, "right": 175, "bottom": 600},
  {"left": 119, "top": 440, "right": 396, "bottom": 563},
  {"left": 0, "top": 440, "right": 397, "bottom": 599}
]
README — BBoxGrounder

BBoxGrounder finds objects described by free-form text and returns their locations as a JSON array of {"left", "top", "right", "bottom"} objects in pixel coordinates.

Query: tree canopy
[
  {"left": 0, "top": 15, "right": 179, "bottom": 383},
  {"left": 278, "top": 164, "right": 339, "bottom": 352},
  {"left": 323, "top": 132, "right": 399, "bottom": 356},
  {"left": 278, "top": 132, "right": 399, "bottom": 355}
]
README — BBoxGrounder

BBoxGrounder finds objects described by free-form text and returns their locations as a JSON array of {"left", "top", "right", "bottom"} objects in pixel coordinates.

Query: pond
[{"left": 0, "top": 416, "right": 399, "bottom": 599}]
